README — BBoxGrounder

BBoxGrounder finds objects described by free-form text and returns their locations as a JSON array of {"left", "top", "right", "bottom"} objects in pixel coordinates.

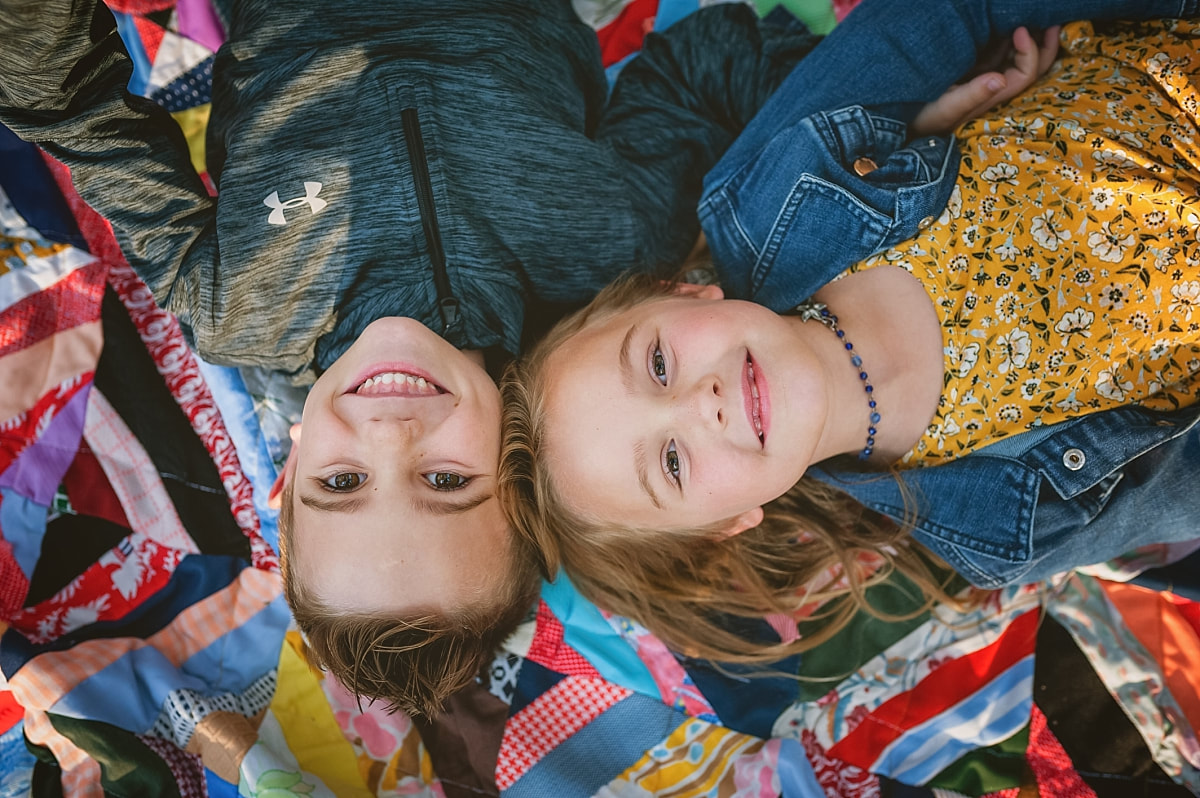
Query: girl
[{"left": 502, "top": 18, "right": 1200, "bottom": 662}]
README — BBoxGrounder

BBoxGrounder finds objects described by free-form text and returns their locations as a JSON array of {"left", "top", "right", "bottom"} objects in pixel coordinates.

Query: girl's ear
[
  {"left": 718, "top": 506, "right": 764, "bottom": 538},
  {"left": 268, "top": 424, "right": 302, "bottom": 510},
  {"left": 672, "top": 282, "right": 724, "bottom": 300}
]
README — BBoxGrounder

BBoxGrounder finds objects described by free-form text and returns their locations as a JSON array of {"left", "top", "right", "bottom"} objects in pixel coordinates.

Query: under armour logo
[{"left": 264, "top": 182, "right": 328, "bottom": 226}]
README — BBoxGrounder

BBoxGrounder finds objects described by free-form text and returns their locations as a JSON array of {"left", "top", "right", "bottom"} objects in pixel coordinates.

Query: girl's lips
[
  {"left": 344, "top": 363, "right": 446, "bottom": 396},
  {"left": 743, "top": 353, "right": 768, "bottom": 448}
]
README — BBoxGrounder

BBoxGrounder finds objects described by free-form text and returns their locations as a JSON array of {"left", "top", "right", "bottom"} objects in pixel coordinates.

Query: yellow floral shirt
[{"left": 853, "top": 19, "right": 1200, "bottom": 467}]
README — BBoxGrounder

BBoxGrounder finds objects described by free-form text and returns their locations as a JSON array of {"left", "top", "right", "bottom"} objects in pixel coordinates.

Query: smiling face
[
  {"left": 540, "top": 289, "right": 829, "bottom": 534},
  {"left": 285, "top": 317, "right": 509, "bottom": 615}
]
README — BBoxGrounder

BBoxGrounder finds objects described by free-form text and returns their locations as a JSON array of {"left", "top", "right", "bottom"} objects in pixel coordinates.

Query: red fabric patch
[
  {"left": 524, "top": 600, "right": 601, "bottom": 678},
  {"left": 1027, "top": 703, "right": 1096, "bottom": 798},
  {"left": 0, "top": 261, "right": 107, "bottom": 357},
  {"left": 0, "top": 690, "right": 22, "bottom": 734},
  {"left": 63, "top": 449, "right": 131, "bottom": 531},
  {"left": 595, "top": 0, "right": 658, "bottom": 68},
  {"left": 133, "top": 14, "right": 167, "bottom": 64},
  {"left": 800, "top": 728, "right": 881, "bottom": 798},
  {"left": 0, "top": 534, "right": 31, "bottom": 620},
  {"left": 104, "top": 0, "right": 176, "bottom": 14}
]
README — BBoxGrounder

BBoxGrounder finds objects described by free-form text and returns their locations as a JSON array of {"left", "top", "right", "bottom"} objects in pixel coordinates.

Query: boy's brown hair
[{"left": 277, "top": 479, "right": 540, "bottom": 718}]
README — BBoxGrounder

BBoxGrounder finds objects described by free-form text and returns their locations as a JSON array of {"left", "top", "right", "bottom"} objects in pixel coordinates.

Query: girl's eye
[
  {"left": 664, "top": 440, "right": 680, "bottom": 485},
  {"left": 651, "top": 343, "right": 668, "bottom": 385},
  {"left": 323, "top": 472, "right": 366, "bottom": 491},
  {"left": 424, "top": 472, "right": 471, "bottom": 491}
]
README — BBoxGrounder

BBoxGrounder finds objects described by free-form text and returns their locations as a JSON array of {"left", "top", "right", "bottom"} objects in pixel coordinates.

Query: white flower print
[
  {"left": 1152, "top": 246, "right": 1177, "bottom": 273},
  {"left": 1073, "top": 268, "right": 1095, "bottom": 289},
  {"left": 981, "top": 162, "right": 1020, "bottom": 191},
  {"left": 1089, "top": 187, "right": 1115, "bottom": 210},
  {"left": 1093, "top": 148, "right": 1138, "bottom": 170},
  {"left": 929, "top": 416, "right": 962, "bottom": 450},
  {"left": 997, "top": 404, "right": 1022, "bottom": 423},
  {"left": 1055, "top": 164, "right": 1080, "bottom": 182},
  {"left": 1148, "top": 339, "right": 1174, "bottom": 360},
  {"left": 995, "top": 240, "right": 1020, "bottom": 261},
  {"left": 1019, "top": 148, "right": 1047, "bottom": 164},
  {"left": 1169, "top": 281, "right": 1200, "bottom": 320},
  {"left": 1056, "top": 393, "right": 1083, "bottom": 413},
  {"left": 1095, "top": 368, "right": 1133, "bottom": 401},
  {"left": 1144, "top": 210, "right": 1167, "bottom": 228},
  {"left": 961, "top": 225, "right": 980, "bottom": 247},
  {"left": 1054, "top": 308, "right": 1095, "bottom": 345},
  {"left": 1020, "top": 378, "right": 1041, "bottom": 399},
  {"left": 948, "top": 254, "right": 970, "bottom": 273},
  {"left": 995, "top": 292, "right": 1020, "bottom": 322},
  {"left": 995, "top": 329, "right": 1032, "bottom": 374},
  {"left": 1087, "top": 222, "right": 1135, "bottom": 263},
  {"left": 1129, "top": 311, "right": 1151, "bottom": 333},
  {"left": 1031, "top": 210, "right": 1070, "bottom": 251},
  {"left": 1097, "top": 282, "right": 1128, "bottom": 310},
  {"left": 937, "top": 185, "right": 963, "bottom": 226},
  {"left": 946, "top": 341, "right": 981, "bottom": 378}
]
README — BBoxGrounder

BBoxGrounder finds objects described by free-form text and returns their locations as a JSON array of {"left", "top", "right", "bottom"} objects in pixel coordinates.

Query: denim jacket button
[
  {"left": 1062, "top": 448, "right": 1086, "bottom": 470},
  {"left": 917, "top": 215, "right": 935, "bottom": 230},
  {"left": 853, "top": 156, "right": 878, "bottom": 176}
]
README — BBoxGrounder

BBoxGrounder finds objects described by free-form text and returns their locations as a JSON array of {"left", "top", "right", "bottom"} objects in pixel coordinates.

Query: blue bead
[
  {"left": 869, "top": 400, "right": 877, "bottom": 408},
  {"left": 866, "top": 437, "right": 875, "bottom": 445},
  {"left": 844, "top": 342, "right": 853, "bottom": 351},
  {"left": 860, "top": 447, "right": 873, "bottom": 458},
  {"left": 870, "top": 412, "right": 881, "bottom": 424},
  {"left": 850, "top": 355, "right": 862, "bottom": 367},
  {"left": 820, "top": 308, "right": 830, "bottom": 316},
  {"left": 836, "top": 329, "right": 845, "bottom": 338},
  {"left": 868, "top": 427, "right": 876, "bottom": 435},
  {"left": 859, "top": 371, "right": 868, "bottom": 380},
  {"left": 865, "top": 385, "right": 874, "bottom": 393}
]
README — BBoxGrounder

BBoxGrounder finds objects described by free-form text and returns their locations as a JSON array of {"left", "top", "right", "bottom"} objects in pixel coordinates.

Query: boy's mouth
[
  {"left": 744, "top": 354, "right": 766, "bottom": 447},
  {"left": 351, "top": 369, "right": 445, "bottom": 396}
]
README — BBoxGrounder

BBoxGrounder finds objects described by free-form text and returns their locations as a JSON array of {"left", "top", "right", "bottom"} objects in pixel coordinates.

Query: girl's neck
[{"left": 796, "top": 266, "right": 944, "bottom": 464}]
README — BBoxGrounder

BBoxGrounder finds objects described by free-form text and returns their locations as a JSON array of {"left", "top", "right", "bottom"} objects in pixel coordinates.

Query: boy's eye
[
  {"left": 424, "top": 472, "right": 471, "bottom": 491},
  {"left": 323, "top": 472, "right": 366, "bottom": 491},
  {"left": 664, "top": 440, "right": 680, "bottom": 485},
  {"left": 651, "top": 343, "right": 668, "bottom": 385}
]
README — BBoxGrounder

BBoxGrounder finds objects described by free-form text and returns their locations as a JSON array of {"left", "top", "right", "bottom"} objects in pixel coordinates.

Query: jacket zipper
[{"left": 401, "top": 107, "right": 459, "bottom": 335}]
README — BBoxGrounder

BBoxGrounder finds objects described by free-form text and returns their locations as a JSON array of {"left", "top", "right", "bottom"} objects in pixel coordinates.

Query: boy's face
[
  {"left": 286, "top": 317, "right": 508, "bottom": 614},
  {"left": 541, "top": 288, "right": 827, "bottom": 535}
]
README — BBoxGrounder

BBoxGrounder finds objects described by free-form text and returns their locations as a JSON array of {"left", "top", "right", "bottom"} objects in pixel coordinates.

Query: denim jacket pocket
[{"left": 702, "top": 104, "right": 960, "bottom": 313}]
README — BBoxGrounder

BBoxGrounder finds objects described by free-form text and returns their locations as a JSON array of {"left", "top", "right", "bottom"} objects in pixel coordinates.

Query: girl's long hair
[{"left": 501, "top": 272, "right": 961, "bottom": 663}]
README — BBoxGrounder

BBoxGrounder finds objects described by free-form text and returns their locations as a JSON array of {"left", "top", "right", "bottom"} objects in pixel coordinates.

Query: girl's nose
[{"left": 682, "top": 377, "right": 724, "bottom": 428}]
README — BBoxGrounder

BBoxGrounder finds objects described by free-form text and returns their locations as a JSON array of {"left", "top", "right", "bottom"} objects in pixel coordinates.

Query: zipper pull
[{"left": 439, "top": 297, "right": 460, "bottom": 334}]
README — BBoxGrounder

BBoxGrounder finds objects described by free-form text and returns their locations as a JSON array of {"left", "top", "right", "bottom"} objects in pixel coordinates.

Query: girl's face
[{"left": 541, "top": 288, "right": 830, "bottom": 534}]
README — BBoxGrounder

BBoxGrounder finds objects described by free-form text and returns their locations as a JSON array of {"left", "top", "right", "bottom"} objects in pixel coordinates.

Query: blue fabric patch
[
  {"left": 111, "top": 11, "right": 154, "bottom": 98},
  {"left": 504, "top": 691, "right": 687, "bottom": 798},
  {"left": 0, "top": 721, "right": 34, "bottom": 798},
  {"left": 508, "top": 658, "right": 567, "bottom": 717},
  {"left": 681, "top": 638, "right": 801, "bottom": 739},
  {"left": 149, "top": 56, "right": 214, "bottom": 112},
  {"left": 777, "top": 737, "right": 826, "bottom": 797},
  {"left": 0, "top": 125, "right": 85, "bottom": 249},
  {"left": 0, "top": 488, "right": 47, "bottom": 580}
]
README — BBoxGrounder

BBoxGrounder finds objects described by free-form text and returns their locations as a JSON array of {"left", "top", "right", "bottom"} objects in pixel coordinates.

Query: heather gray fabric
[{"left": 0, "top": 0, "right": 814, "bottom": 382}]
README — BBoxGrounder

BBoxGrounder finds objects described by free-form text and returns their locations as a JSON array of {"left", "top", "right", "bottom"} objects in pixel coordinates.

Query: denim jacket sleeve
[
  {"left": 809, "top": 404, "right": 1200, "bottom": 588},
  {"left": 698, "top": 105, "right": 958, "bottom": 311}
]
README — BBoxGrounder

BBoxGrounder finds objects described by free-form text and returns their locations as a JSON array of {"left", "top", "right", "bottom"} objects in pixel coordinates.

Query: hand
[{"left": 911, "top": 26, "right": 1060, "bottom": 136}]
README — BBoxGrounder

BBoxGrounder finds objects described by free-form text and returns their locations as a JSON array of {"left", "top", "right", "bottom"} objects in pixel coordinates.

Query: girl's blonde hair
[{"left": 500, "top": 272, "right": 961, "bottom": 663}]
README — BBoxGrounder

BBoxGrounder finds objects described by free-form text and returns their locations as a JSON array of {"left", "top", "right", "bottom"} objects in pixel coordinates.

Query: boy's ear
[
  {"left": 718, "top": 506, "right": 764, "bottom": 538},
  {"left": 268, "top": 424, "right": 302, "bottom": 510},
  {"left": 672, "top": 282, "right": 724, "bottom": 300}
]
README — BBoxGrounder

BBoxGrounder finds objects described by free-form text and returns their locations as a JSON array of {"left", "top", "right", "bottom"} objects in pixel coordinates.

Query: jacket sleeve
[
  {"left": 0, "top": 0, "right": 217, "bottom": 343},
  {"left": 595, "top": 3, "right": 820, "bottom": 272}
]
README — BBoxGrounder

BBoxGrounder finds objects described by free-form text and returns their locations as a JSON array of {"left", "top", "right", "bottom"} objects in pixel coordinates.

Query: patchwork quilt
[{"left": 1, "top": 1, "right": 1198, "bottom": 796}]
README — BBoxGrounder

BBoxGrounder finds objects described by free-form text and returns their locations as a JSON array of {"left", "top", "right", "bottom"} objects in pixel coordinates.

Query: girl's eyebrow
[
  {"left": 619, "top": 323, "right": 640, "bottom": 395},
  {"left": 299, "top": 492, "right": 368, "bottom": 515}
]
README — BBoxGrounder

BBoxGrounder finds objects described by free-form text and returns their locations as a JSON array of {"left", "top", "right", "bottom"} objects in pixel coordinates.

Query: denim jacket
[
  {"left": 809, "top": 403, "right": 1200, "bottom": 588},
  {"left": 699, "top": 105, "right": 959, "bottom": 312}
]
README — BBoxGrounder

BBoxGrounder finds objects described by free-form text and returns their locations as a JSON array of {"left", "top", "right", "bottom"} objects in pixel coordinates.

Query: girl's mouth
[{"left": 744, "top": 354, "right": 766, "bottom": 447}]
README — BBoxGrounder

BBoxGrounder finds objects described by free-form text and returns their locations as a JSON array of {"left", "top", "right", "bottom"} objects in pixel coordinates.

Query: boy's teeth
[{"left": 356, "top": 371, "right": 439, "bottom": 395}]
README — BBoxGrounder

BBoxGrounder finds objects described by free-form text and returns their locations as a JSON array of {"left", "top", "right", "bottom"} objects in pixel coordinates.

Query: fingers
[{"left": 910, "top": 72, "right": 1006, "bottom": 136}]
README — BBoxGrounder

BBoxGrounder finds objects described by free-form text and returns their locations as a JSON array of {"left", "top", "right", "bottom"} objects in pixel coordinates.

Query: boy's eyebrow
[
  {"left": 412, "top": 491, "right": 494, "bottom": 517},
  {"left": 633, "top": 441, "right": 663, "bottom": 509},
  {"left": 299, "top": 492, "right": 368, "bottom": 514}
]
